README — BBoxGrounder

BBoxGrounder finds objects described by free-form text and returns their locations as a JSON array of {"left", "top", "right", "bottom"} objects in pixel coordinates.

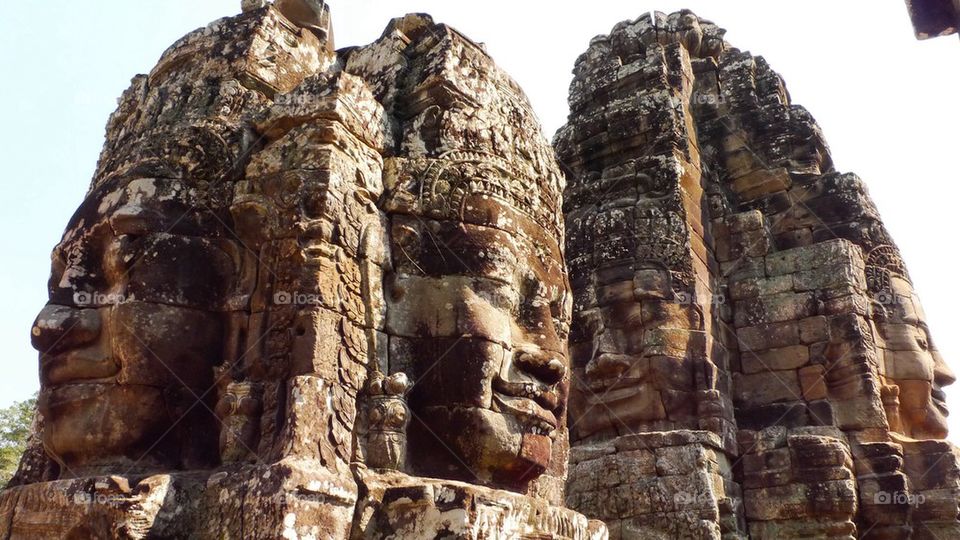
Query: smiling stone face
[
  {"left": 875, "top": 276, "right": 956, "bottom": 439},
  {"left": 384, "top": 174, "right": 571, "bottom": 486},
  {"left": 568, "top": 261, "right": 703, "bottom": 441},
  {"left": 31, "top": 175, "right": 237, "bottom": 476}
]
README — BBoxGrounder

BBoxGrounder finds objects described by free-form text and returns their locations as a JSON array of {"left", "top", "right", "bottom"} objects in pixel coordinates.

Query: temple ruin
[{"left": 1, "top": 2, "right": 957, "bottom": 539}]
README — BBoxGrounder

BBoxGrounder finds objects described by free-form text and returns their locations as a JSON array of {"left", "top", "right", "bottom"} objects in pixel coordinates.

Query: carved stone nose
[
  {"left": 935, "top": 354, "right": 957, "bottom": 388},
  {"left": 31, "top": 304, "right": 102, "bottom": 354},
  {"left": 584, "top": 353, "right": 632, "bottom": 380},
  {"left": 515, "top": 350, "right": 566, "bottom": 386}
]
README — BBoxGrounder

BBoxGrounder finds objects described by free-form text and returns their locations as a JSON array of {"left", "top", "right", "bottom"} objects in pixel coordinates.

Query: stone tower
[
  {"left": 1, "top": 4, "right": 957, "bottom": 540},
  {"left": 0, "top": 4, "right": 603, "bottom": 539},
  {"left": 558, "top": 10, "right": 960, "bottom": 540}
]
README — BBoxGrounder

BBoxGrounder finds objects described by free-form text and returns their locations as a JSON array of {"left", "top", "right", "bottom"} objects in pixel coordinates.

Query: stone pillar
[{"left": 559, "top": 9, "right": 960, "bottom": 539}]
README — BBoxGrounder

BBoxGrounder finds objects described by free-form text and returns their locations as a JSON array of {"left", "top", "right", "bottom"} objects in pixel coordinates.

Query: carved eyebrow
[{"left": 107, "top": 206, "right": 168, "bottom": 236}]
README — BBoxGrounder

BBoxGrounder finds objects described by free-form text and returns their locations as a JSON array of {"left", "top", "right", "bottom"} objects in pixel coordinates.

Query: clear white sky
[{"left": 1, "top": 1, "right": 957, "bottom": 440}]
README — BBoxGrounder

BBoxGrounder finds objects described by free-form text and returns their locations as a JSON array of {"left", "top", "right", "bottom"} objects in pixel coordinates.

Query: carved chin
[
  {"left": 902, "top": 403, "right": 949, "bottom": 439},
  {"left": 922, "top": 403, "right": 950, "bottom": 439},
  {"left": 420, "top": 407, "right": 553, "bottom": 483},
  {"left": 40, "top": 384, "right": 171, "bottom": 472}
]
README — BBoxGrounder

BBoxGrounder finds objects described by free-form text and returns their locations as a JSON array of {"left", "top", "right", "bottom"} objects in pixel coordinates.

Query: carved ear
[
  {"left": 230, "top": 198, "right": 275, "bottom": 247},
  {"left": 632, "top": 261, "right": 674, "bottom": 300},
  {"left": 392, "top": 224, "right": 421, "bottom": 251},
  {"left": 870, "top": 297, "right": 892, "bottom": 325}
]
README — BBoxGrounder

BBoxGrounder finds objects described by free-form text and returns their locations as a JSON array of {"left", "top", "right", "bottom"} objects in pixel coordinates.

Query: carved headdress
[{"left": 382, "top": 150, "right": 565, "bottom": 241}]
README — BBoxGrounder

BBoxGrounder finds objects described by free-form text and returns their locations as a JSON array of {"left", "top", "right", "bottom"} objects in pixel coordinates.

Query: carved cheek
[
  {"left": 406, "top": 338, "right": 502, "bottom": 410},
  {"left": 596, "top": 327, "right": 628, "bottom": 356},
  {"left": 458, "top": 290, "right": 512, "bottom": 347},
  {"left": 880, "top": 323, "right": 921, "bottom": 351},
  {"left": 385, "top": 276, "right": 459, "bottom": 338},
  {"left": 897, "top": 380, "right": 934, "bottom": 411},
  {"left": 884, "top": 349, "right": 935, "bottom": 382},
  {"left": 125, "top": 236, "right": 235, "bottom": 309},
  {"left": 110, "top": 302, "right": 221, "bottom": 390}
]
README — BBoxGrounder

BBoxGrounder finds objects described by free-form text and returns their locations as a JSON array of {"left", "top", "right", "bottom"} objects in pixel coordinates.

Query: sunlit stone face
[
  {"left": 385, "top": 195, "right": 570, "bottom": 486},
  {"left": 876, "top": 276, "right": 956, "bottom": 440},
  {"left": 31, "top": 176, "right": 236, "bottom": 476}
]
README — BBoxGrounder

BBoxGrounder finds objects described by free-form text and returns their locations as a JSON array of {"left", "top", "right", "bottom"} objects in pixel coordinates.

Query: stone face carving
[
  {"left": 0, "top": 5, "right": 600, "bottom": 539},
  {"left": 382, "top": 156, "right": 570, "bottom": 490},
  {"left": 29, "top": 42, "right": 251, "bottom": 477},
  {"left": 871, "top": 273, "right": 955, "bottom": 440},
  {"left": 559, "top": 9, "right": 959, "bottom": 540},
  {"left": 2, "top": 4, "right": 956, "bottom": 540},
  {"left": 30, "top": 182, "right": 234, "bottom": 476}
]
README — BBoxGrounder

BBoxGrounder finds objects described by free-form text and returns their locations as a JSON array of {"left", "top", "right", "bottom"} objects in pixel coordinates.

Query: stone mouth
[
  {"left": 492, "top": 393, "right": 558, "bottom": 435},
  {"left": 40, "top": 383, "right": 113, "bottom": 411},
  {"left": 492, "top": 377, "right": 560, "bottom": 412},
  {"left": 41, "top": 351, "right": 119, "bottom": 386},
  {"left": 582, "top": 381, "right": 643, "bottom": 405},
  {"left": 932, "top": 390, "right": 949, "bottom": 415}
]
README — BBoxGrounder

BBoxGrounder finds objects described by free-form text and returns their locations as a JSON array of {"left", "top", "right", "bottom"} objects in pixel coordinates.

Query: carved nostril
[
  {"left": 515, "top": 350, "right": 566, "bottom": 386},
  {"left": 546, "top": 358, "right": 566, "bottom": 381},
  {"left": 31, "top": 304, "right": 102, "bottom": 354},
  {"left": 585, "top": 353, "right": 630, "bottom": 379}
]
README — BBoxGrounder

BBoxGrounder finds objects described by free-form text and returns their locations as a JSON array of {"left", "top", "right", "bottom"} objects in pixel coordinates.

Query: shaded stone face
[
  {"left": 876, "top": 276, "right": 956, "bottom": 439},
  {"left": 387, "top": 194, "right": 569, "bottom": 485},
  {"left": 570, "top": 262, "right": 700, "bottom": 439},
  {"left": 2, "top": 7, "right": 606, "bottom": 539},
  {"left": 31, "top": 176, "right": 236, "bottom": 476}
]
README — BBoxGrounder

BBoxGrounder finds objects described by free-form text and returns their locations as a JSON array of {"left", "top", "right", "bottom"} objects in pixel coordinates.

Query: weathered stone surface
[
  {"left": 4, "top": 3, "right": 602, "bottom": 538},
  {"left": 559, "top": 9, "right": 958, "bottom": 540},
  {"left": 4, "top": 3, "right": 957, "bottom": 539}
]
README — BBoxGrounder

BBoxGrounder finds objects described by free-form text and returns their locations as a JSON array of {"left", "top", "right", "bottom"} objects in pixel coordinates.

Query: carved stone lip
[
  {"left": 492, "top": 377, "right": 560, "bottom": 411},
  {"left": 583, "top": 378, "right": 643, "bottom": 402},
  {"left": 932, "top": 391, "right": 949, "bottom": 415},
  {"left": 41, "top": 352, "right": 119, "bottom": 386},
  {"left": 492, "top": 393, "right": 558, "bottom": 432},
  {"left": 40, "top": 383, "right": 111, "bottom": 410}
]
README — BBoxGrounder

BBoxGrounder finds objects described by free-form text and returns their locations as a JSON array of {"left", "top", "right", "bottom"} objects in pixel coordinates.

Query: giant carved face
[
  {"left": 566, "top": 195, "right": 704, "bottom": 442},
  {"left": 31, "top": 176, "right": 236, "bottom": 476},
  {"left": 385, "top": 193, "right": 570, "bottom": 487},
  {"left": 875, "top": 276, "right": 956, "bottom": 440},
  {"left": 568, "top": 259, "right": 701, "bottom": 441}
]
